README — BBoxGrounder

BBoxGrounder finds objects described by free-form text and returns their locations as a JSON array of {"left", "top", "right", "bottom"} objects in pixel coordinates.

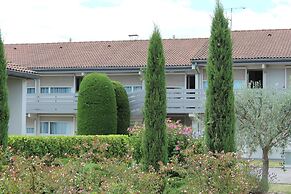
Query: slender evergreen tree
[
  {"left": 0, "top": 32, "right": 9, "bottom": 149},
  {"left": 205, "top": 1, "right": 236, "bottom": 152},
  {"left": 142, "top": 26, "right": 168, "bottom": 170}
]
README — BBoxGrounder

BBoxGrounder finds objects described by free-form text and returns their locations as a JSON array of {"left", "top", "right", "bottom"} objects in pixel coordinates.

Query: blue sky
[{"left": 0, "top": 0, "right": 290, "bottom": 43}]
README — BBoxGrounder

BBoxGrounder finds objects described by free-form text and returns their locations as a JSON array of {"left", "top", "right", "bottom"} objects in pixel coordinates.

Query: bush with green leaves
[
  {"left": 0, "top": 143, "right": 259, "bottom": 193},
  {"left": 128, "top": 119, "right": 206, "bottom": 163},
  {"left": 77, "top": 73, "right": 117, "bottom": 135},
  {"left": 8, "top": 135, "right": 129, "bottom": 158},
  {"left": 112, "top": 81, "right": 130, "bottom": 134}
]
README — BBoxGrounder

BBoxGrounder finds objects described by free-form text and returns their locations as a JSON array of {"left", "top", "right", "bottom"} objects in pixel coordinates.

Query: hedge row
[
  {"left": 7, "top": 135, "right": 205, "bottom": 161},
  {"left": 8, "top": 135, "right": 129, "bottom": 158}
]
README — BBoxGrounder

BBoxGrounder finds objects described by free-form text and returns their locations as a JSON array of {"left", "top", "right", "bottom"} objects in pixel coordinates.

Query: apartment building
[{"left": 4, "top": 29, "right": 291, "bottom": 139}]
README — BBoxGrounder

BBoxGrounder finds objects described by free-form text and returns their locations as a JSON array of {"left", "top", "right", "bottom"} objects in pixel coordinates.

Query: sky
[{"left": 0, "top": 0, "right": 291, "bottom": 43}]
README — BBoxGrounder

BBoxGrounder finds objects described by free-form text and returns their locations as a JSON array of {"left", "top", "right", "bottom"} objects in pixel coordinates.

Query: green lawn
[
  {"left": 269, "top": 184, "right": 291, "bottom": 194},
  {"left": 250, "top": 160, "right": 283, "bottom": 168}
]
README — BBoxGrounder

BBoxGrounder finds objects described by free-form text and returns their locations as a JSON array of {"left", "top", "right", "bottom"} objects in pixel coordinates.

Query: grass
[
  {"left": 269, "top": 184, "right": 291, "bottom": 194},
  {"left": 250, "top": 160, "right": 283, "bottom": 168}
]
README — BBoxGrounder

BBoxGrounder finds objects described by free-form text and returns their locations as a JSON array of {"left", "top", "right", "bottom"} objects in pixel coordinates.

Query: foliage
[
  {"left": 235, "top": 88, "right": 291, "bottom": 190},
  {"left": 77, "top": 73, "right": 117, "bottom": 135},
  {"left": 205, "top": 0, "right": 236, "bottom": 152},
  {"left": 0, "top": 143, "right": 259, "bottom": 193},
  {"left": 142, "top": 26, "right": 168, "bottom": 170},
  {"left": 112, "top": 81, "right": 130, "bottom": 134},
  {"left": 8, "top": 135, "right": 129, "bottom": 158},
  {"left": 129, "top": 119, "right": 205, "bottom": 163},
  {"left": 0, "top": 33, "right": 9, "bottom": 149}
]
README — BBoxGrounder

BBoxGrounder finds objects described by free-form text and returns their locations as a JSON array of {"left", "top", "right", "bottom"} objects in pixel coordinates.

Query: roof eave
[
  {"left": 191, "top": 57, "right": 291, "bottom": 66},
  {"left": 7, "top": 70, "right": 39, "bottom": 79}
]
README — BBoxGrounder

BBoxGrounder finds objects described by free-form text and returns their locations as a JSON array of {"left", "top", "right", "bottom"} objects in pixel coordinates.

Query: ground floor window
[
  {"left": 124, "top": 85, "right": 142, "bottom": 93},
  {"left": 27, "top": 87, "right": 36, "bottom": 94},
  {"left": 26, "top": 127, "right": 35, "bottom": 134},
  {"left": 40, "top": 121, "right": 70, "bottom": 135}
]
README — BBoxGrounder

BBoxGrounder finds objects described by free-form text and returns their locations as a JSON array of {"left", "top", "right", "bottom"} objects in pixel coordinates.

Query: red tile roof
[
  {"left": 4, "top": 29, "right": 291, "bottom": 70},
  {"left": 7, "top": 63, "right": 37, "bottom": 75},
  {"left": 193, "top": 29, "right": 291, "bottom": 60},
  {"left": 5, "top": 38, "right": 206, "bottom": 70}
]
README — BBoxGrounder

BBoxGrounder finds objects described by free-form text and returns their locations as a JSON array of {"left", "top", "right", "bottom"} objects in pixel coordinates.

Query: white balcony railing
[{"left": 27, "top": 89, "right": 206, "bottom": 115}]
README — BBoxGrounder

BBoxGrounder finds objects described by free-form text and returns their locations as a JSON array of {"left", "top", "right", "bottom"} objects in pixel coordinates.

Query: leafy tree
[
  {"left": 235, "top": 87, "right": 291, "bottom": 192},
  {"left": 112, "top": 81, "right": 130, "bottom": 134},
  {"left": 0, "top": 33, "right": 9, "bottom": 149},
  {"left": 205, "top": 0, "right": 235, "bottom": 152},
  {"left": 142, "top": 26, "right": 168, "bottom": 170},
  {"left": 77, "top": 73, "right": 117, "bottom": 135}
]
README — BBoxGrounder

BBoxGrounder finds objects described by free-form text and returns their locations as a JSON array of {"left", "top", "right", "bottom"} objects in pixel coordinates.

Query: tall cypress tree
[
  {"left": 0, "top": 32, "right": 9, "bottom": 149},
  {"left": 142, "top": 26, "right": 168, "bottom": 170},
  {"left": 205, "top": 1, "right": 236, "bottom": 152}
]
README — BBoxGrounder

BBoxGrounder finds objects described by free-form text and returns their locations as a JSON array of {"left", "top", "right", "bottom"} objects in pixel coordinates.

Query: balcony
[
  {"left": 128, "top": 89, "right": 205, "bottom": 118},
  {"left": 27, "top": 89, "right": 206, "bottom": 116},
  {"left": 27, "top": 94, "right": 78, "bottom": 114}
]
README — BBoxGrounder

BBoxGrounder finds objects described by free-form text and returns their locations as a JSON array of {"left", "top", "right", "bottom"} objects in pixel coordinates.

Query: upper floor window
[
  {"left": 27, "top": 87, "right": 36, "bottom": 94},
  {"left": 40, "top": 87, "right": 72, "bottom": 94}
]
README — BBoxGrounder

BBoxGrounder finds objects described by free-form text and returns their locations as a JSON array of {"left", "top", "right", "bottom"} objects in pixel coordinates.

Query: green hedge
[
  {"left": 77, "top": 73, "right": 117, "bottom": 135},
  {"left": 112, "top": 81, "right": 130, "bottom": 135},
  {"left": 8, "top": 135, "right": 129, "bottom": 158}
]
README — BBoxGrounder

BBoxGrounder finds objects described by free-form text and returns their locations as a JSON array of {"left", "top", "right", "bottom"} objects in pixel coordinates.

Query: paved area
[{"left": 269, "top": 168, "right": 291, "bottom": 184}]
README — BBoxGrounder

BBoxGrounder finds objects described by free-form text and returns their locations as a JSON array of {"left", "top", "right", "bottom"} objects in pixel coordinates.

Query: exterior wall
[
  {"left": 40, "top": 76, "right": 74, "bottom": 87},
  {"left": 166, "top": 74, "right": 185, "bottom": 88},
  {"left": 266, "top": 68, "right": 285, "bottom": 89},
  {"left": 7, "top": 77, "right": 26, "bottom": 135},
  {"left": 108, "top": 74, "right": 142, "bottom": 86},
  {"left": 27, "top": 79, "right": 35, "bottom": 87}
]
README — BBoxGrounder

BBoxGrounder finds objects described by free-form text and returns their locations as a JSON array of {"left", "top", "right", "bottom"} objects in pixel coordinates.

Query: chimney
[{"left": 128, "top": 34, "right": 139, "bottom": 40}]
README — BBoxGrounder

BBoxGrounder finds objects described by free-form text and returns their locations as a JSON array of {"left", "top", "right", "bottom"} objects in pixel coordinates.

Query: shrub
[
  {"left": 0, "top": 145, "right": 259, "bottom": 193},
  {"left": 8, "top": 135, "right": 129, "bottom": 158},
  {"left": 77, "top": 73, "right": 117, "bottom": 135},
  {"left": 112, "top": 81, "right": 130, "bottom": 134},
  {"left": 128, "top": 119, "right": 206, "bottom": 163}
]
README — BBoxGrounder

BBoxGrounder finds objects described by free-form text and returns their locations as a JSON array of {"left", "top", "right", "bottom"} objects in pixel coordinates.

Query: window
[
  {"left": 40, "top": 121, "right": 69, "bottom": 135},
  {"left": 124, "top": 85, "right": 142, "bottom": 93},
  {"left": 40, "top": 122, "right": 49, "bottom": 134},
  {"left": 203, "top": 80, "right": 208, "bottom": 89},
  {"left": 40, "top": 87, "right": 72, "bottom": 94},
  {"left": 76, "top": 77, "right": 83, "bottom": 92},
  {"left": 26, "top": 127, "right": 34, "bottom": 134},
  {"left": 186, "top": 75, "right": 195, "bottom": 89},
  {"left": 27, "top": 87, "right": 36, "bottom": 94},
  {"left": 248, "top": 70, "right": 263, "bottom": 88},
  {"left": 234, "top": 80, "right": 245, "bottom": 89},
  {"left": 50, "top": 87, "right": 71, "bottom": 93},
  {"left": 41, "top": 87, "right": 49, "bottom": 94}
]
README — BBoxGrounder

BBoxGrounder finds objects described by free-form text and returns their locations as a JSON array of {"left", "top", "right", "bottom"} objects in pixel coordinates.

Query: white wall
[
  {"left": 40, "top": 76, "right": 74, "bottom": 87},
  {"left": 7, "top": 77, "right": 26, "bottom": 135}
]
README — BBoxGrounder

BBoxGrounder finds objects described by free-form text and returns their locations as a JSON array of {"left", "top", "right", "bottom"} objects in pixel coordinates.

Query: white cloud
[{"left": 0, "top": 0, "right": 290, "bottom": 43}]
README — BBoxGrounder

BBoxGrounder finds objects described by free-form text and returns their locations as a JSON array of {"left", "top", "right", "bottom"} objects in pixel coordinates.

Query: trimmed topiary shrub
[
  {"left": 77, "top": 73, "right": 117, "bottom": 135},
  {"left": 112, "top": 81, "right": 130, "bottom": 134}
]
